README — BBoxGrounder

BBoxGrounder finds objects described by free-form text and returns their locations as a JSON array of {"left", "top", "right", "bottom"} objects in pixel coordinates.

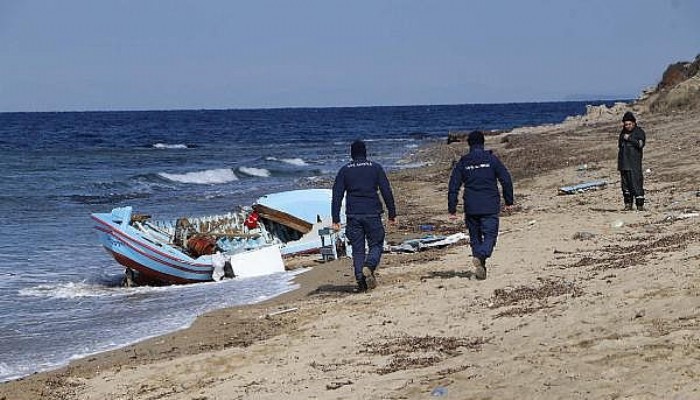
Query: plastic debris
[
  {"left": 665, "top": 212, "right": 699, "bottom": 221},
  {"left": 611, "top": 220, "right": 624, "bottom": 228},
  {"left": 386, "top": 233, "right": 467, "bottom": 253},
  {"left": 431, "top": 386, "right": 448, "bottom": 397},
  {"left": 558, "top": 180, "right": 607, "bottom": 195}
]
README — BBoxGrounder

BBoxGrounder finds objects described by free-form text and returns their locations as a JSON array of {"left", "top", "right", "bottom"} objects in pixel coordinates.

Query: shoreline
[
  {"left": 0, "top": 132, "right": 445, "bottom": 386},
  {"left": 0, "top": 241, "right": 364, "bottom": 397},
  {"left": 0, "top": 267, "right": 315, "bottom": 384},
  {"left": 2, "top": 107, "right": 699, "bottom": 399},
  {"left": 0, "top": 128, "right": 438, "bottom": 386}
]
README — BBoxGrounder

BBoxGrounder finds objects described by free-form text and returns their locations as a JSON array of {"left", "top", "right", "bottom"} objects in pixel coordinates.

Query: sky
[{"left": 1, "top": 0, "right": 699, "bottom": 112}]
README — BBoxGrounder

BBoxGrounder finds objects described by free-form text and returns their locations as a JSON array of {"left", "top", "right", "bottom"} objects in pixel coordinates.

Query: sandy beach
[{"left": 3, "top": 88, "right": 700, "bottom": 399}]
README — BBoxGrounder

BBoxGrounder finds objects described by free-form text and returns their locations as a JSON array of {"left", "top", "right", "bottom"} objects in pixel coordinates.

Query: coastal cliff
[{"left": 644, "top": 54, "right": 700, "bottom": 112}]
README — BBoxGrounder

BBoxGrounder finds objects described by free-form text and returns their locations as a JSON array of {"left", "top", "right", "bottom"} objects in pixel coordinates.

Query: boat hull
[
  {"left": 93, "top": 215, "right": 214, "bottom": 284},
  {"left": 91, "top": 189, "right": 344, "bottom": 286}
]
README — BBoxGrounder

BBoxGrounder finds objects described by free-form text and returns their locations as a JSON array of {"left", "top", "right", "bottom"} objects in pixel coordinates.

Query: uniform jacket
[
  {"left": 332, "top": 157, "right": 396, "bottom": 223},
  {"left": 448, "top": 145, "right": 514, "bottom": 215},
  {"left": 617, "top": 126, "right": 645, "bottom": 171}
]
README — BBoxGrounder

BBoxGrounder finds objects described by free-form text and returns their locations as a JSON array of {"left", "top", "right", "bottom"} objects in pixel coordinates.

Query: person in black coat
[
  {"left": 332, "top": 140, "right": 397, "bottom": 292},
  {"left": 448, "top": 131, "right": 514, "bottom": 280},
  {"left": 617, "top": 111, "right": 646, "bottom": 211}
]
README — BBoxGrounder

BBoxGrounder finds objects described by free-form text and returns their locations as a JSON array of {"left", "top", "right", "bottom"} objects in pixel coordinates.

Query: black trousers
[{"left": 620, "top": 169, "right": 644, "bottom": 206}]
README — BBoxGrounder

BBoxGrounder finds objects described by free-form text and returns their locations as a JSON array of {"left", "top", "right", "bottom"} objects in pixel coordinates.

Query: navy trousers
[
  {"left": 465, "top": 214, "right": 499, "bottom": 260},
  {"left": 345, "top": 214, "right": 385, "bottom": 282}
]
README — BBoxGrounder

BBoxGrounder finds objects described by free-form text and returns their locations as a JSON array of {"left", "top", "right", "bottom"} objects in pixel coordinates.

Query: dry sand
[{"left": 1, "top": 111, "right": 698, "bottom": 400}]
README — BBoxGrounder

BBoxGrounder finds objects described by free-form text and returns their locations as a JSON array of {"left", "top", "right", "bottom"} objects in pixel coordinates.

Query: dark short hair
[
  {"left": 467, "top": 130, "right": 485, "bottom": 146},
  {"left": 351, "top": 140, "right": 366, "bottom": 159},
  {"left": 622, "top": 111, "right": 636, "bottom": 123}
]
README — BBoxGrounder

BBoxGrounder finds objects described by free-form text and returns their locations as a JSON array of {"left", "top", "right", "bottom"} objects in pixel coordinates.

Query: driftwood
[{"left": 262, "top": 307, "right": 299, "bottom": 318}]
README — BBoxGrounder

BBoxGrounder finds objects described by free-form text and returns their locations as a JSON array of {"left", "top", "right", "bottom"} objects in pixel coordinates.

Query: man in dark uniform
[
  {"left": 332, "top": 140, "right": 397, "bottom": 292},
  {"left": 618, "top": 111, "right": 646, "bottom": 211},
  {"left": 448, "top": 131, "right": 514, "bottom": 280}
]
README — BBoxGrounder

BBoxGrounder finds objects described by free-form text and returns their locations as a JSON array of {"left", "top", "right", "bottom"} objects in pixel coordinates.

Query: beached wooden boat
[{"left": 91, "top": 189, "right": 343, "bottom": 286}]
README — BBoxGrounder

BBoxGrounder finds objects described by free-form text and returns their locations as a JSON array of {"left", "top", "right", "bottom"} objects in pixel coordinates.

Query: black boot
[
  {"left": 473, "top": 257, "right": 487, "bottom": 280},
  {"left": 362, "top": 266, "right": 377, "bottom": 290},
  {"left": 354, "top": 278, "right": 368, "bottom": 293},
  {"left": 623, "top": 195, "right": 633, "bottom": 211},
  {"left": 636, "top": 198, "right": 645, "bottom": 211}
]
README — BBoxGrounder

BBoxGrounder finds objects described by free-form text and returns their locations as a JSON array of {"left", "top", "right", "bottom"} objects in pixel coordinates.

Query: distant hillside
[{"left": 639, "top": 54, "right": 700, "bottom": 113}]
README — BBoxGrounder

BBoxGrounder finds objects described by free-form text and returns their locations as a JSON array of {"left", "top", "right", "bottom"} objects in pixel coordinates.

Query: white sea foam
[
  {"left": 0, "top": 362, "right": 22, "bottom": 383},
  {"left": 280, "top": 158, "right": 308, "bottom": 166},
  {"left": 264, "top": 156, "right": 309, "bottom": 166},
  {"left": 304, "top": 176, "right": 324, "bottom": 183},
  {"left": 238, "top": 167, "right": 271, "bottom": 178},
  {"left": 19, "top": 282, "right": 112, "bottom": 298},
  {"left": 19, "top": 282, "right": 171, "bottom": 299},
  {"left": 159, "top": 168, "right": 238, "bottom": 184},
  {"left": 364, "top": 138, "right": 415, "bottom": 142},
  {"left": 395, "top": 161, "right": 432, "bottom": 168},
  {"left": 152, "top": 143, "right": 189, "bottom": 149}
]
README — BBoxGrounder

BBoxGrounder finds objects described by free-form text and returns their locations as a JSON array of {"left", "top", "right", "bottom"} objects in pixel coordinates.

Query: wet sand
[{"left": 2, "top": 110, "right": 699, "bottom": 399}]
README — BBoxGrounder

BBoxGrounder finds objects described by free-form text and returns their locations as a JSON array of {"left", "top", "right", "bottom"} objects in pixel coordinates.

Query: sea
[{"left": 0, "top": 101, "right": 619, "bottom": 382}]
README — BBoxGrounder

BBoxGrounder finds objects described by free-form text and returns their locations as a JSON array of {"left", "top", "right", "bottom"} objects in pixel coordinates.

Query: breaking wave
[
  {"left": 281, "top": 158, "right": 308, "bottom": 166},
  {"left": 363, "top": 138, "right": 417, "bottom": 142},
  {"left": 159, "top": 168, "right": 238, "bottom": 184},
  {"left": 152, "top": 143, "right": 190, "bottom": 149},
  {"left": 18, "top": 281, "right": 172, "bottom": 299},
  {"left": 265, "top": 156, "right": 310, "bottom": 166},
  {"left": 238, "top": 167, "right": 271, "bottom": 178}
]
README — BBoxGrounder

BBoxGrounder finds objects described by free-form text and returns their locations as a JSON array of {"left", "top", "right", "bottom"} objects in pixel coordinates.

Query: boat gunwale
[{"left": 92, "top": 215, "right": 212, "bottom": 271}]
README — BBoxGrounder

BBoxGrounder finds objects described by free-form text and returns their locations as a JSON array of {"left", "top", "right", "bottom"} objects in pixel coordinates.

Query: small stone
[
  {"left": 643, "top": 225, "right": 660, "bottom": 233},
  {"left": 573, "top": 231, "right": 596, "bottom": 240}
]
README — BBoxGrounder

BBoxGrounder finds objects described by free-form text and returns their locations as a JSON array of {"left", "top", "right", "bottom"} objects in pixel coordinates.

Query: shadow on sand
[{"left": 422, "top": 270, "right": 474, "bottom": 280}]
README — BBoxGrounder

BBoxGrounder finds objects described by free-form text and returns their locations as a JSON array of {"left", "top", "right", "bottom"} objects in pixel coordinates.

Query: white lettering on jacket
[
  {"left": 464, "top": 163, "right": 490, "bottom": 171},
  {"left": 349, "top": 161, "right": 373, "bottom": 168}
]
